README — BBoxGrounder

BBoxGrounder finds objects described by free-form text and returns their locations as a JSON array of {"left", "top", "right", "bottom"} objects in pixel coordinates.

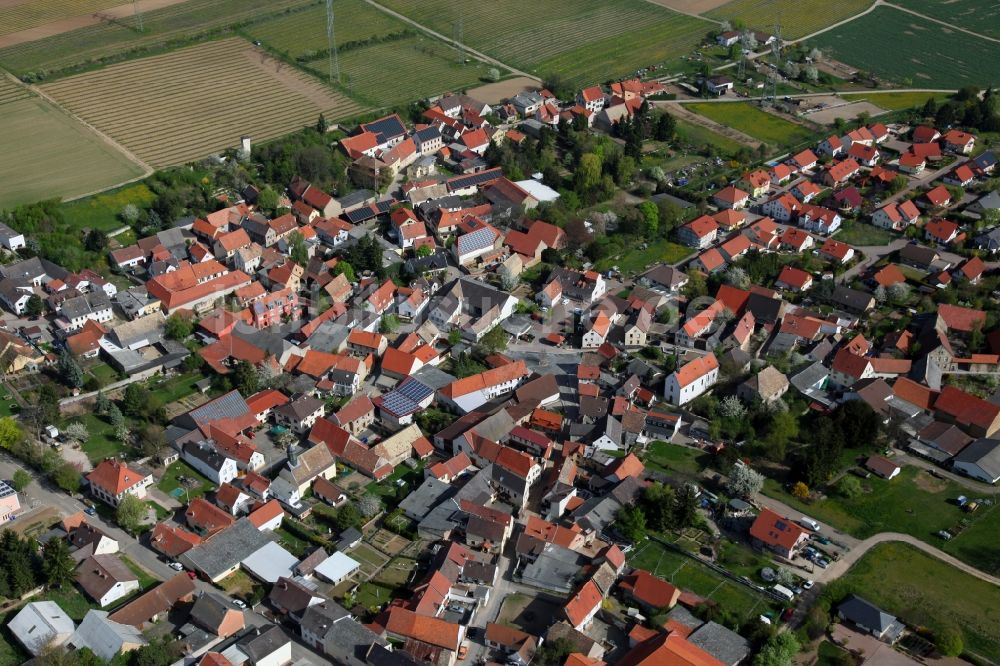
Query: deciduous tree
[{"left": 116, "top": 493, "right": 145, "bottom": 535}]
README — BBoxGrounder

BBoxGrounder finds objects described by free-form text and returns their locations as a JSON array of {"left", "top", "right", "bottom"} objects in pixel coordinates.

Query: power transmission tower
[
  {"left": 131, "top": 0, "right": 144, "bottom": 32},
  {"left": 453, "top": 17, "right": 465, "bottom": 64},
  {"left": 766, "top": 24, "right": 781, "bottom": 105},
  {"left": 325, "top": 0, "right": 340, "bottom": 85},
  {"left": 736, "top": 31, "right": 750, "bottom": 82}
]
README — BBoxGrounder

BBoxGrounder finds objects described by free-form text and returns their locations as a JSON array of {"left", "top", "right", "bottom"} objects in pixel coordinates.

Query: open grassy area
[
  {"left": 841, "top": 91, "right": 951, "bottom": 112},
  {"left": 630, "top": 539, "right": 776, "bottom": 621},
  {"left": 121, "top": 555, "right": 159, "bottom": 590},
  {"left": 0, "top": 91, "right": 144, "bottom": 211},
  {"left": 60, "top": 184, "right": 155, "bottom": 234},
  {"left": 595, "top": 238, "right": 693, "bottom": 275},
  {"left": 146, "top": 370, "right": 206, "bottom": 405},
  {"left": 274, "top": 526, "right": 310, "bottom": 558},
  {"left": 59, "top": 412, "right": 126, "bottom": 464},
  {"left": 379, "top": 0, "right": 713, "bottom": 87},
  {"left": 811, "top": 6, "right": 1000, "bottom": 89},
  {"left": 157, "top": 460, "right": 216, "bottom": 501},
  {"left": 706, "top": 0, "right": 872, "bottom": 40},
  {"left": 834, "top": 220, "right": 895, "bottom": 246},
  {"left": 763, "top": 465, "right": 1000, "bottom": 574},
  {"left": 686, "top": 102, "right": 814, "bottom": 149},
  {"left": 895, "top": 0, "right": 1000, "bottom": 40},
  {"left": 675, "top": 118, "right": 745, "bottom": 155},
  {"left": 642, "top": 440, "right": 708, "bottom": 479},
  {"left": 833, "top": 542, "right": 1000, "bottom": 662}
]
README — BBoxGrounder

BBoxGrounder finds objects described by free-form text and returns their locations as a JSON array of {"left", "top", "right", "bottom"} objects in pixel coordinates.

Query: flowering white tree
[{"left": 727, "top": 463, "right": 765, "bottom": 499}]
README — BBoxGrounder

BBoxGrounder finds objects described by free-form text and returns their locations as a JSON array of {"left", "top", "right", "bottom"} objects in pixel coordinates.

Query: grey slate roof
[
  {"left": 837, "top": 595, "right": 900, "bottom": 636},
  {"left": 180, "top": 519, "right": 271, "bottom": 581},
  {"left": 953, "top": 438, "right": 1000, "bottom": 480},
  {"left": 689, "top": 621, "right": 752, "bottom": 666}
]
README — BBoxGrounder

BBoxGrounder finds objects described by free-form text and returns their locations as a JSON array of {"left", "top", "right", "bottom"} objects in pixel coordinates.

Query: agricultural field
[
  {"left": 685, "top": 102, "right": 814, "bottom": 149},
  {"left": 833, "top": 543, "right": 1000, "bottom": 662},
  {"left": 378, "top": 0, "right": 713, "bottom": 87},
  {"left": 314, "top": 35, "right": 492, "bottom": 108},
  {"left": 0, "top": 0, "right": 121, "bottom": 37},
  {"left": 246, "top": 0, "right": 404, "bottom": 61},
  {"left": 896, "top": 0, "right": 1000, "bottom": 40},
  {"left": 705, "top": 0, "right": 873, "bottom": 39},
  {"left": 811, "top": 6, "right": 1000, "bottom": 89},
  {"left": 675, "top": 118, "right": 744, "bottom": 154},
  {"left": 841, "top": 91, "right": 950, "bottom": 112},
  {"left": 0, "top": 0, "right": 316, "bottom": 77},
  {"left": 41, "top": 38, "right": 366, "bottom": 168},
  {"left": 0, "top": 77, "right": 144, "bottom": 210}
]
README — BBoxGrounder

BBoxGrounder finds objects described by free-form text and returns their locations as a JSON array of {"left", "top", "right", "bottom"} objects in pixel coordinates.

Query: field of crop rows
[
  {"left": 0, "top": 0, "right": 121, "bottom": 37},
  {"left": 379, "top": 0, "right": 712, "bottom": 86},
  {"left": 686, "top": 102, "right": 814, "bottom": 149},
  {"left": 0, "top": 76, "right": 31, "bottom": 106},
  {"left": 811, "top": 6, "right": 1000, "bottom": 89},
  {"left": 706, "top": 0, "right": 872, "bottom": 39},
  {"left": 246, "top": 0, "right": 404, "bottom": 61},
  {"left": 897, "top": 0, "right": 1000, "bottom": 40},
  {"left": 41, "top": 38, "right": 366, "bottom": 168},
  {"left": 0, "top": 0, "right": 317, "bottom": 77},
  {"left": 308, "top": 35, "right": 491, "bottom": 108}
]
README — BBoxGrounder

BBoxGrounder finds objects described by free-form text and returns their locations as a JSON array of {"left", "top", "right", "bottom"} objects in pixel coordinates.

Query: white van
[
  {"left": 799, "top": 517, "right": 821, "bottom": 532},
  {"left": 772, "top": 584, "right": 795, "bottom": 601}
]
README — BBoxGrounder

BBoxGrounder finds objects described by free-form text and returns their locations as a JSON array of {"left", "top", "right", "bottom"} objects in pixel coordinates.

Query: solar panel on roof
[
  {"left": 398, "top": 378, "right": 433, "bottom": 402},
  {"left": 0, "top": 481, "right": 15, "bottom": 498},
  {"left": 458, "top": 227, "right": 496, "bottom": 254},
  {"left": 380, "top": 392, "right": 419, "bottom": 416},
  {"left": 447, "top": 168, "right": 502, "bottom": 192},
  {"left": 190, "top": 390, "right": 250, "bottom": 423},
  {"left": 362, "top": 116, "right": 406, "bottom": 144}
]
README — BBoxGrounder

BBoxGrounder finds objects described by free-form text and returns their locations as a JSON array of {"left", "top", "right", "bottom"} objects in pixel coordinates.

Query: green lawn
[
  {"left": 146, "top": 501, "right": 170, "bottom": 521},
  {"left": 642, "top": 440, "right": 708, "bottom": 479},
  {"left": 630, "top": 539, "right": 776, "bottom": 621},
  {"left": 274, "top": 526, "right": 310, "bottom": 558},
  {"left": 59, "top": 184, "right": 156, "bottom": 234},
  {"left": 893, "top": 0, "right": 1000, "bottom": 40},
  {"left": 763, "top": 465, "right": 1000, "bottom": 574},
  {"left": 121, "top": 555, "right": 158, "bottom": 591},
  {"left": 86, "top": 362, "right": 122, "bottom": 387},
  {"left": 674, "top": 118, "right": 745, "bottom": 156},
  {"left": 355, "top": 581, "right": 398, "bottom": 611},
  {"left": 157, "top": 461, "right": 216, "bottom": 501},
  {"left": 595, "top": 238, "right": 693, "bottom": 275},
  {"left": 44, "top": 587, "right": 97, "bottom": 621},
  {"left": 59, "top": 412, "right": 126, "bottom": 464},
  {"left": 841, "top": 91, "right": 951, "bottom": 112},
  {"left": 832, "top": 542, "right": 1000, "bottom": 661},
  {"left": 146, "top": 371, "right": 206, "bottom": 406},
  {"left": 686, "top": 102, "right": 815, "bottom": 149},
  {"left": 835, "top": 220, "right": 895, "bottom": 246},
  {"left": 816, "top": 640, "right": 854, "bottom": 666}
]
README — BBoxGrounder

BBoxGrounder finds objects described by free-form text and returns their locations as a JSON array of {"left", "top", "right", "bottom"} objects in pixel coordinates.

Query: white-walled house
[
  {"left": 664, "top": 353, "right": 719, "bottom": 406},
  {"left": 182, "top": 441, "right": 238, "bottom": 486}
]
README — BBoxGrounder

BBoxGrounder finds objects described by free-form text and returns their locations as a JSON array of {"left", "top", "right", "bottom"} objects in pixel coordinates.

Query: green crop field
[
  {"left": 706, "top": 0, "right": 872, "bottom": 40},
  {"left": 308, "top": 35, "right": 491, "bottom": 108},
  {"left": 841, "top": 91, "right": 950, "bottom": 112},
  {"left": 246, "top": 0, "right": 405, "bottom": 61},
  {"left": 811, "top": 6, "right": 1000, "bottom": 89},
  {"left": 686, "top": 102, "right": 814, "bottom": 148},
  {"left": 0, "top": 83, "right": 143, "bottom": 211},
  {"left": 0, "top": 0, "right": 318, "bottom": 78},
  {"left": 834, "top": 543, "right": 1000, "bottom": 662},
  {"left": 377, "top": 0, "right": 713, "bottom": 87},
  {"left": 0, "top": 0, "right": 121, "bottom": 37},
  {"left": 896, "top": 0, "right": 1000, "bottom": 40}
]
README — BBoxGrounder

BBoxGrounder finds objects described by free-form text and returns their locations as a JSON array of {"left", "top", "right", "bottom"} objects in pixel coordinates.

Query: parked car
[
  {"left": 233, "top": 599, "right": 247, "bottom": 609},
  {"left": 169, "top": 562, "right": 184, "bottom": 571},
  {"left": 802, "top": 579, "right": 814, "bottom": 590},
  {"left": 84, "top": 507, "right": 96, "bottom": 516}
]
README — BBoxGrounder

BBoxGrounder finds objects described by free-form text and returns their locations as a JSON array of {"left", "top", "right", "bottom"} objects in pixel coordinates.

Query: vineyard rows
[
  {"left": 41, "top": 38, "right": 365, "bottom": 167},
  {"left": 247, "top": 0, "right": 404, "bottom": 60},
  {"left": 305, "top": 35, "right": 491, "bottom": 108},
  {"left": 0, "top": 77, "right": 31, "bottom": 107},
  {"left": 0, "top": 0, "right": 318, "bottom": 76},
  {"left": 706, "top": 0, "right": 872, "bottom": 40},
  {"left": 895, "top": 0, "right": 1000, "bottom": 40},
  {"left": 0, "top": 0, "right": 119, "bottom": 37},
  {"left": 811, "top": 5, "right": 1000, "bottom": 89},
  {"left": 379, "top": 0, "right": 712, "bottom": 80}
]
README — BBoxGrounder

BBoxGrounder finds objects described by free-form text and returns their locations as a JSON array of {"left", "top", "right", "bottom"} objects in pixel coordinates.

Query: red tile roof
[
  {"left": 893, "top": 378, "right": 937, "bottom": 410},
  {"left": 925, "top": 186, "right": 952, "bottom": 207},
  {"left": 564, "top": 580, "right": 602, "bottom": 627},
  {"left": 620, "top": 569, "right": 680, "bottom": 609},
  {"left": 440, "top": 360, "right": 528, "bottom": 399},
  {"left": 247, "top": 499, "right": 284, "bottom": 529},
  {"left": 618, "top": 632, "right": 724, "bottom": 666},
  {"left": 714, "top": 185, "right": 748, "bottom": 204},
  {"left": 673, "top": 353, "right": 718, "bottom": 388},
  {"left": 750, "top": 508, "right": 806, "bottom": 551},
  {"left": 87, "top": 460, "right": 147, "bottom": 496},
  {"left": 938, "top": 303, "right": 986, "bottom": 332}
]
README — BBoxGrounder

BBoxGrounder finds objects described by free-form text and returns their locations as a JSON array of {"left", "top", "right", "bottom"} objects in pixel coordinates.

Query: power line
[
  {"left": 132, "top": 0, "right": 144, "bottom": 32},
  {"left": 326, "top": 0, "right": 340, "bottom": 85}
]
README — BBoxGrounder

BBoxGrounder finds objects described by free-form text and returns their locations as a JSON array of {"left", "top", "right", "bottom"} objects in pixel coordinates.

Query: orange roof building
[
  {"left": 86, "top": 460, "right": 151, "bottom": 507},
  {"left": 749, "top": 508, "right": 808, "bottom": 557}
]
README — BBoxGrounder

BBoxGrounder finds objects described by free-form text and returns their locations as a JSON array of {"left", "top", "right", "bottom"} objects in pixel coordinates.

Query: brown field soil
[
  {"left": 804, "top": 99, "right": 885, "bottom": 124},
  {"left": 645, "top": 0, "right": 730, "bottom": 14},
  {"left": 40, "top": 38, "right": 368, "bottom": 168},
  {"left": 0, "top": 0, "right": 188, "bottom": 47},
  {"left": 466, "top": 76, "right": 539, "bottom": 105}
]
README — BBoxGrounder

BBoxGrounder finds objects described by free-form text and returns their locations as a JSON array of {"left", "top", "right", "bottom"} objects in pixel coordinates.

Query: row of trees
[{"left": 616, "top": 481, "right": 702, "bottom": 542}]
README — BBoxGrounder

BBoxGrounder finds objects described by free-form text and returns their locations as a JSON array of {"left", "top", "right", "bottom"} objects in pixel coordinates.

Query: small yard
[
  {"left": 86, "top": 362, "right": 121, "bottom": 387},
  {"left": 218, "top": 570, "right": 257, "bottom": 603},
  {"left": 629, "top": 539, "right": 775, "bottom": 623},
  {"left": 121, "top": 555, "right": 159, "bottom": 591},
  {"left": 831, "top": 542, "right": 1000, "bottom": 662},
  {"left": 157, "top": 460, "right": 216, "bottom": 501},
  {"left": 274, "top": 526, "right": 311, "bottom": 558},
  {"left": 834, "top": 221, "right": 895, "bottom": 247},
  {"left": 642, "top": 440, "right": 709, "bottom": 480},
  {"left": 58, "top": 412, "right": 126, "bottom": 464},
  {"left": 595, "top": 238, "right": 693, "bottom": 275}
]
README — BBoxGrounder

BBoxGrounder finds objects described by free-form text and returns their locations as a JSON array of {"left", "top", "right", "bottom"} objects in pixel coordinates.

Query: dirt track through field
[
  {"left": 644, "top": 0, "right": 730, "bottom": 15},
  {"left": 466, "top": 76, "right": 538, "bottom": 105},
  {"left": 0, "top": 0, "right": 188, "bottom": 48}
]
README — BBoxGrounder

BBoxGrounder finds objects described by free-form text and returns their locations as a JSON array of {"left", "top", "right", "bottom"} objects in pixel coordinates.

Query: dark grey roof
[
  {"left": 367, "top": 643, "right": 422, "bottom": 665},
  {"left": 187, "top": 390, "right": 251, "bottom": 427},
  {"left": 360, "top": 115, "right": 407, "bottom": 144},
  {"left": 899, "top": 243, "right": 939, "bottom": 266},
  {"left": 275, "top": 395, "right": 324, "bottom": 421},
  {"left": 60, "top": 291, "right": 111, "bottom": 320},
  {"left": 404, "top": 250, "right": 450, "bottom": 274},
  {"left": 689, "top": 621, "right": 752, "bottom": 666},
  {"left": 183, "top": 440, "right": 231, "bottom": 473},
  {"left": 322, "top": 612, "right": 388, "bottom": 665},
  {"left": 953, "top": 438, "right": 1000, "bottom": 479},
  {"left": 189, "top": 591, "right": 233, "bottom": 633},
  {"left": 337, "top": 189, "right": 377, "bottom": 210},
  {"left": 180, "top": 519, "right": 272, "bottom": 580},
  {"left": 837, "top": 595, "right": 898, "bottom": 634},
  {"left": 398, "top": 477, "right": 453, "bottom": 520},
  {"left": 830, "top": 286, "right": 874, "bottom": 312},
  {"left": 746, "top": 292, "right": 783, "bottom": 323},
  {"left": 238, "top": 625, "right": 289, "bottom": 662},
  {"left": 0, "top": 222, "right": 23, "bottom": 243}
]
